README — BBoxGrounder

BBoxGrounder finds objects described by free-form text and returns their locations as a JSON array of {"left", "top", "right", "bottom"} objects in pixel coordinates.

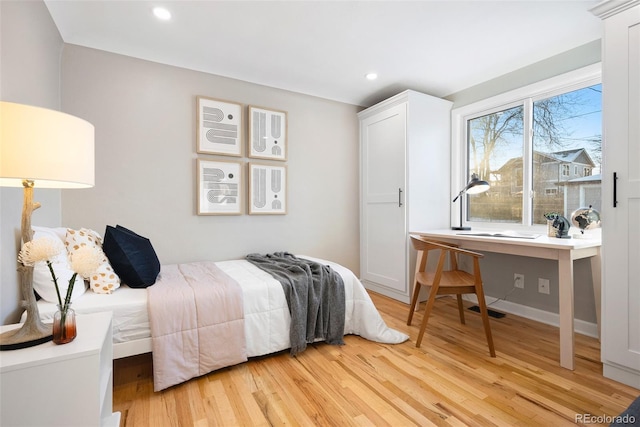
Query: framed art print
[
  {"left": 197, "top": 159, "right": 242, "bottom": 215},
  {"left": 248, "top": 163, "right": 287, "bottom": 214},
  {"left": 197, "top": 96, "right": 243, "bottom": 157},
  {"left": 248, "top": 106, "right": 287, "bottom": 161}
]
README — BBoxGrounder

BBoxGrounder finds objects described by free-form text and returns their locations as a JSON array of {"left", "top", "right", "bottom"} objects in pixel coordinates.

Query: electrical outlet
[
  {"left": 538, "top": 278, "right": 550, "bottom": 294},
  {"left": 514, "top": 273, "right": 525, "bottom": 289}
]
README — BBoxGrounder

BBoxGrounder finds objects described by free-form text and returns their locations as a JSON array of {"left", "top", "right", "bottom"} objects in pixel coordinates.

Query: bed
[{"left": 27, "top": 255, "right": 408, "bottom": 390}]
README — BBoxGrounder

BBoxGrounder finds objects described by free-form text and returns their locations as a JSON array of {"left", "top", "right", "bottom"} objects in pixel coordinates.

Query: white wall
[
  {"left": 0, "top": 0, "right": 64, "bottom": 324},
  {"left": 59, "top": 45, "right": 361, "bottom": 274}
]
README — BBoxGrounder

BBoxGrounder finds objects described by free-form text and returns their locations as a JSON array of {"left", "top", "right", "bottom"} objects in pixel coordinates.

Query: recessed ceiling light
[
  {"left": 365, "top": 73, "right": 378, "bottom": 81},
  {"left": 153, "top": 7, "right": 171, "bottom": 21}
]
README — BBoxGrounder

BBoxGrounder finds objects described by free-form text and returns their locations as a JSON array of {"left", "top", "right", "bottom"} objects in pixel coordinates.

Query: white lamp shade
[{"left": 0, "top": 102, "right": 94, "bottom": 188}]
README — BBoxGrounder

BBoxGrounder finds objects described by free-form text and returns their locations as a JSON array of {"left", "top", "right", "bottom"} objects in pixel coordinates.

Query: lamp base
[
  {"left": 0, "top": 325, "right": 52, "bottom": 351},
  {"left": 1, "top": 183, "right": 53, "bottom": 351},
  {"left": 451, "top": 226, "right": 471, "bottom": 231}
]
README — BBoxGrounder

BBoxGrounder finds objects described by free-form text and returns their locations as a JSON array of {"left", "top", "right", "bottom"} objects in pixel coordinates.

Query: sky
[{"left": 469, "top": 83, "right": 602, "bottom": 175}]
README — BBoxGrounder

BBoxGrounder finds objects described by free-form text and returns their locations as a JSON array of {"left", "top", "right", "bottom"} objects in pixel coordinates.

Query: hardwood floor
[{"left": 113, "top": 292, "right": 638, "bottom": 426}]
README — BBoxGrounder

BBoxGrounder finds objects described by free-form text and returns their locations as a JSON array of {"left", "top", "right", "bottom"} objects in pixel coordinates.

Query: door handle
[
  {"left": 613, "top": 172, "right": 618, "bottom": 207},
  {"left": 398, "top": 188, "right": 403, "bottom": 207}
]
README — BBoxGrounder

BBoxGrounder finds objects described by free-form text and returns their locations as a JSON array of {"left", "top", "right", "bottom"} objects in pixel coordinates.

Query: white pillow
[
  {"left": 65, "top": 228, "right": 120, "bottom": 294},
  {"left": 31, "top": 226, "right": 87, "bottom": 304}
]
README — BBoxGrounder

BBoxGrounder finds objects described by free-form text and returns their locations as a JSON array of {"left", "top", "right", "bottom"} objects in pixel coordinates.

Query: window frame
[{"left": 450, "top": 64, "right": 601, "bottom": 231}]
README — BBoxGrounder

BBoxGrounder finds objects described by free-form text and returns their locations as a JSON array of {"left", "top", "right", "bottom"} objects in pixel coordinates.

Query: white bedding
[
  {"left": 29, "top": 284, "right": 150, "bottom": 345},
  {"left": 28, "top": 256, "right": 408, "bottom": 359}
]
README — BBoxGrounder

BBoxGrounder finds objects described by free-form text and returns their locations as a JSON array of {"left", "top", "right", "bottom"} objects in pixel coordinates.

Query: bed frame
[{"left": 113, "top": 338, "right": 152, "bottom": 359}]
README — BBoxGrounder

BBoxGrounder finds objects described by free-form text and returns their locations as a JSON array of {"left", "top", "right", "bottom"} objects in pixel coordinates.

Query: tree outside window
[{"left": 465, "top": 83, "right": 602, "bottom": 226}]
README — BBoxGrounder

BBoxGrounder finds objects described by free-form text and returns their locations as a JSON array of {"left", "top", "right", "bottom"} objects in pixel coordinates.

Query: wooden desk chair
[{"left": 407, "top": 234, "right": 496, "bottom": 357}]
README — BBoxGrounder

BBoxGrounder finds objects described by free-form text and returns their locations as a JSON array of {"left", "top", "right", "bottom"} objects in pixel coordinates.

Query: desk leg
[
  {"left": 559, "top": 251, "right": 575, "bottom": 370},
  {"left": 591, "top": 247, "right": 602, "bottom": 339}
]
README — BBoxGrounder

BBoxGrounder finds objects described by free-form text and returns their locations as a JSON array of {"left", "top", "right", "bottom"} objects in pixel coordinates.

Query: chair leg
[
  {"left": 416, "top": 289, "right": 438, "bottom": 348},
  {"left": 407, "top": 280, "right": 421, "bottom": 325},
  {"left": 476, "top": 292, "right": 496, "bottom": 357},
  {"left": 456, "top": 294, "right": 465, "bottom": 324}
]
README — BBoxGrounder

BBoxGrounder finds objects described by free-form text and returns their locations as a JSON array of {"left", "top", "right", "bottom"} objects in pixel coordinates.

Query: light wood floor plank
[{"left": 113, "top": 292, "right": 638, "bottom": 426}]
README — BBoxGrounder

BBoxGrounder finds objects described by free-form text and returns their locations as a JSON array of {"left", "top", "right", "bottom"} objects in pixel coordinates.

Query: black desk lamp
[{"left": 452, "top": 173, "right": 490, "bottom": 230}]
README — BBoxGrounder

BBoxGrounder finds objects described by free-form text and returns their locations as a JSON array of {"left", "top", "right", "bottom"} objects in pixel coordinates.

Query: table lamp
[
  {"left": 451, "top": 173, "right": 490, "bottom": 230},
  {"left": 0, "top": 101, "right": 94, "bottom": 350}
]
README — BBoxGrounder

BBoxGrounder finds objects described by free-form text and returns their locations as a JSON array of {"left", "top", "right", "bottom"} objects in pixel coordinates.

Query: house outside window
[{"left": 452, "top": 65, "right": 602, "bottom": 229}]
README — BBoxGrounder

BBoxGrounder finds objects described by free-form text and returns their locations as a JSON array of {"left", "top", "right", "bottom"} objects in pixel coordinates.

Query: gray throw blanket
[{"left": 245, "top": 252, "right": 346, "bottom": 355}]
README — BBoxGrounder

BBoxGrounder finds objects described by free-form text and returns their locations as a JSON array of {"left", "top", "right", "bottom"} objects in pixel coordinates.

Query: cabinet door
[
  {"left": 360, "top": 103, "right": 407, "bottom": 292},
  {"left": 602, "top": 5, "right": 640, "bottom": 377}
]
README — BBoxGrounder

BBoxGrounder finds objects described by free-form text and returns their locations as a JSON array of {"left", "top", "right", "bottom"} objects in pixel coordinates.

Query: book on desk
[{"left": 456, "top": 231, "right": 541, "bottom": 239}]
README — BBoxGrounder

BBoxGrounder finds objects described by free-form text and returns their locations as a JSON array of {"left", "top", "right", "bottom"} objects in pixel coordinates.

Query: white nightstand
[{"left": 0, "top": 311, "right": 120, "bottom": 426}]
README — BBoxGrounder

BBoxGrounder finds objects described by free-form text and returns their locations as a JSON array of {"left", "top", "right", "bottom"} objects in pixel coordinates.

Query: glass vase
[{"left": 52, "top": 304, "right": 77, "bottom": 345}]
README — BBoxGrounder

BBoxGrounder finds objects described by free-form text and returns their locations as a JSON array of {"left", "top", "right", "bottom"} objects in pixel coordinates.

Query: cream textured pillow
[
  {"left": 30, "top": 226, "right": 87, "bottom": 303},
  {"left": 65, "top": 228, "right": 120, "bottom": 294}
]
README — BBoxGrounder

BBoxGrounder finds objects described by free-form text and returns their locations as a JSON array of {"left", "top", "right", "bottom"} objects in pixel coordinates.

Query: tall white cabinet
[
  {"left": 358, "top": 90, "right": 452, "bottom": 303},
  {"left": 592, "top": 0, "right": 640, "bottom": 389}
]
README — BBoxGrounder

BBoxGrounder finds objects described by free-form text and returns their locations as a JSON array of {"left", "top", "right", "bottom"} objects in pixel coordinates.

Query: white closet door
[
  {"left": 360, "top": 103, "right": 407, "bottom": 292},
  {"left": 601, "top": 4, "right": 640, "bottom": 383}
]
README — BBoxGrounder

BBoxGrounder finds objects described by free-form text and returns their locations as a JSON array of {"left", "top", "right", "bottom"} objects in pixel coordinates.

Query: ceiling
[{"left": 44, "top": 0, "right": 603, "bottom": 107}]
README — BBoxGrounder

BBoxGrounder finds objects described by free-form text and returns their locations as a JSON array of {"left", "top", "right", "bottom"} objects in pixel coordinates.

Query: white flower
[
  {"left": 17, "top": 235, "right": 101, "bottom": 317},
  {"left": 18, "top": 237, "right": 63, "bottom": 266},
  {"left": 69, "top": 246, "right": 101, "bottom": 279}
]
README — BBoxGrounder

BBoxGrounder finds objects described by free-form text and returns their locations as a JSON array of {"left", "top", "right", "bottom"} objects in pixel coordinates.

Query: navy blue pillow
[{"left": 103, "top": 225, "right": 160, "bottom": 288}]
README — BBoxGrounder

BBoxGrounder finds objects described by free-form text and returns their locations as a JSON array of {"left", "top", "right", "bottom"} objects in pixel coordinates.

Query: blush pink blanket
[{"left": 147, "top": 262, "right": 247, "bottom": 391}]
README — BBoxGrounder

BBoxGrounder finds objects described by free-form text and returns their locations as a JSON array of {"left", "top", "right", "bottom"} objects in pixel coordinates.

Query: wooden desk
[{"left": 411, "top": 229, "right": 601, "bottom": 370}]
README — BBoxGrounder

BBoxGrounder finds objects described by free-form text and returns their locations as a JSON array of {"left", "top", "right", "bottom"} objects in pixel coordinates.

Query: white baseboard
[
  {"left": 462, "top": 295, "right": 599, "bottom": 338},
  {"left": 603, "top": 362, "right": 640, "bottom": 389},
  {"left": 362, "top": 281, "right": 411, "bottom": 304}
]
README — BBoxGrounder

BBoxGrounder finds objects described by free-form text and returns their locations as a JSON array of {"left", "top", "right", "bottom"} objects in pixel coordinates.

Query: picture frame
[
  {"left": 248, "top": 105, "right": 287, "bottom": 161},
  {"left": 196, "top": 96, "right": 243, "bottom": 157},
  {"left": 197, "top": 159, "right": 243, "bottom": 215},
  {"left": 248, "top": 162, "right": 287, "bottom": 215}
]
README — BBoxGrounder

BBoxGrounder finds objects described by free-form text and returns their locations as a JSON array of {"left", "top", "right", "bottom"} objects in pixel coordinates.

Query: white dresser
[
  {"left": 0, "top": 312, "right": 120, "bottom": 426},
  {"left": 358, "top": 90, "right": 452, "bottom": 302}
]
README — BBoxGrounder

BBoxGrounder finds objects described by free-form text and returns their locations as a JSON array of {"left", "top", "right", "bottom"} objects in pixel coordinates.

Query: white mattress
[
  {"left": 27, "top": 256, "right": 408, "bottom": 357},
  {"left": 29, "top": 284, "right": 149, "bottom": 344}
]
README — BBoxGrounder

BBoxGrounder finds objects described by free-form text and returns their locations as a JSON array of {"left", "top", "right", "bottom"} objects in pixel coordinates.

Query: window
[{"left": 452, "top": 65, "right": 602, "bottom": 229}]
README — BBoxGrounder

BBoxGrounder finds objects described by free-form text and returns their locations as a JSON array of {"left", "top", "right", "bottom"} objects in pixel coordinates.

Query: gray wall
[
  {"left": 1, "top": 2, "right": 360, "bottom": 325},
  {"left": 447, "top": 40, "right": 601, "bottom": 108},
  {"left": 445, "top": 40, "right": 602, "bottom": 323},
  {"left": 59, "top": 45, "right": 360, "bottom": 272},
  {"left": 0, "top": 0, "right": 64, "bottom": 324}
]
